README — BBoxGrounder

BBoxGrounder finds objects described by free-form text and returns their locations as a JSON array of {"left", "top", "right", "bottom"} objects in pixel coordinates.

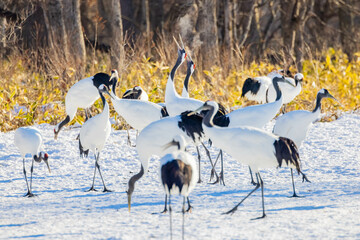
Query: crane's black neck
[
  {"left": 273, "top": 77, "right": 283, "bottom": 101},
  {"left": 202, "top": 105, "right": 218, "bottom": 128},
  {"left": 170, "top": 52, "right": 183, "bottom": 81},
  {"left": 99, "top": 91, "right": 106, "bottom": 110},
  {"left": 127, "top": 165, "right": 144, "bottom": 196},
  {"left": 183, "top": 64, "right": 193, "bottom": 93},
  {"left": 111, "top": 78, "right": 118, "bottom": 95},
  {"left": 313, "top": 93, "right": 324, "bottom": 113},
  {"left": 33, "top": 154, "right": 42, "bottom": 162},
  {"left": 133, "top": 89, "right": 142, "bottom": 99}
]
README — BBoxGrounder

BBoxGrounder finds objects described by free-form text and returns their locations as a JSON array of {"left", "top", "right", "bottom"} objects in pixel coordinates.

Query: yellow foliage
[{"left": 0, "top": 48, "right": 359, "bottom": 132}]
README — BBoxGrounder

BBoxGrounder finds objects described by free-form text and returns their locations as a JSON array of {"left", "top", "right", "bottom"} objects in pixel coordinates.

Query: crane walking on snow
[{"left": 14, "top": 127, "right": 50, "bottom": 197}]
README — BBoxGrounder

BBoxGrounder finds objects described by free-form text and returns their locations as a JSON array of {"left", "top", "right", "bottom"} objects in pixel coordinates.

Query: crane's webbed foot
[
  {"left": 223, "top": 206, "right": 238, "bottom": 215},
  {"left": 85, "top": 186, "right": 98, "bottom": 192},
  {"left": 251, "top": 213, "right": 266, "bottom": 220},
  {"left": 102, "top": 188, "right": 113, "bottom": 193},
  {"left": 24, "top": 191, "right": 36, "bottom": 198}
]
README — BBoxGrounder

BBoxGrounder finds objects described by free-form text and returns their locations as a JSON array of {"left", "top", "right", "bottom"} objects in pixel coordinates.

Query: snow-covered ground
[{"left": 0, "top": 114, "right": 359, "bottom": 239}]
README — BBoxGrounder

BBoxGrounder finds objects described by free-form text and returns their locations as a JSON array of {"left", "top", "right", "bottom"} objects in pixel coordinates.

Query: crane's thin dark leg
[
  {"left": 85, "top": 108, "right": 92, "bottom": 121},
  {"left": 201, "top": 142, "right": 219, "bottom": 183},
  {"left": 186, "top": 197, "right": 193, "bottom": 212},
  {"left": 249, "top": 167, "right": 257, "bottom": 185},
  {"left": 252, "top": 173, "right": 266, "bottom": 220},
  {"left": 210, "top": 151, "right": 222, "bottom": 184},
  {"left": 196, "top": 146, "right": 202, "bottom": 183},
  {"left": 85, "top": 109, "right": 89, "bottom": 121},
  {"left": 95, "top": 152, "right": 112, "bottom": 192},
  {"left": 290, "top": 169, "right": 301, "bottom": 198},
  {"left": 126, "top": 128, "right": 132, "bottom": 146},
  {"left": 161, "top": 195, "right": 168, "bottom": 213},
  {"left": 281, "top": 105, "right": 286, "bottom": 114},
  {"left": 182, "top": 197, "right": 185, "bottom": 240},
  {"left": 151, "top": 195, "right": 168, "bottom": 214},
  {"left": 223, "top": 175, "right": 260, "bottom": 215},
  {"left": 219, "top": 150, "right": 225, "bottom": 186},
  {"left": 169, "top": 195, "right": 173, "bottom": 240},
  {"left": 23, "top": 158, "right": 34, "bottom": 197},
  {"left": 28, "top": 158, "right": 36, "bottom": 197},
  {"left": 86, "top": 154, "right": 98, "bottom": 192}
]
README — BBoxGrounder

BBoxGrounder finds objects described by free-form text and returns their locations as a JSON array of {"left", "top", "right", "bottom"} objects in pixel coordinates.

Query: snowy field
[{"left": 0, "top": 114, "right": 360, "bottom": 239}]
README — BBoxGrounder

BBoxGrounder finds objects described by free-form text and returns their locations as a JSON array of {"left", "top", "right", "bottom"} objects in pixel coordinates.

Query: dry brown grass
[{"left": 0, "top": 38, "right": 359, "bottom": 132}]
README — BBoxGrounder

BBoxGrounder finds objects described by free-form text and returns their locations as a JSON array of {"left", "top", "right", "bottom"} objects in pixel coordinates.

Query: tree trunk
[
  {"left": 110, "top": 0, "right": 124, "bottom": 71},
  {"left": 339, "top": 0, "right": 357, "bottom": 61},
  {"left": 42, "top": 0, "right": 69, "bottom": 63},
  {"left": 63, "top": 0, "right": 86, "bottom": 77},
  {"left": 195, "top": 0, "right": 218, "bottom": 70}
]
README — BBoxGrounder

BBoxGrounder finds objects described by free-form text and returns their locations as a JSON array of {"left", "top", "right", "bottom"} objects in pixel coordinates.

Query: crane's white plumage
[
  {"left": 14, "top": 127, "right": 50, "bottom": 197},
  {"left": 15, "top": 127, "right": 44, "bottom": 158},
  {"left": 110, "top": 90, "right": 164, "bottom": 131},
  {"left": 79, "top": 84, "right": 112, "bottom": 192},
  {"left": 79, "top": 93, "right": 111, "bottom": 154}
]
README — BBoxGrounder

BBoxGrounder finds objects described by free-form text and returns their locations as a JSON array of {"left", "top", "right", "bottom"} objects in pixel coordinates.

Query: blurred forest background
[{"left": 0, "top": 0, "right": 359, "bottom": 131}]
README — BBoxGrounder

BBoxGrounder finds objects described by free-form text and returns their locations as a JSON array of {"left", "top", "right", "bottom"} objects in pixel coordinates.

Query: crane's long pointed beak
[
  {"left": 328, "top": 93, "right": 341, "bottom": 105},
  {"left": 284, "top": 78, "right": 296, "bottom": 87},
  {"left": 123, "top": 89, "right": 134, "bottom": 98},
  {"left": 44, "top": 160, "right": 51, "bottom": 173},
  {"left": 103, "top": 87, "right": 114, "bottom": 100},
  {"left": 173, "top": 36, "right": 181, "bottom": 49},
  {"left": 187, "top": 106, "right": 204, "bottom": 116},
  {"left": 127, "top": 193, "right": 132, "bottom": 212}
]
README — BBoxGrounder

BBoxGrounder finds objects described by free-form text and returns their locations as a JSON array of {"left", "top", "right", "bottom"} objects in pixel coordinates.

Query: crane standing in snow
[
  {"left": 14, "top": 127, "right": 50, "bottom": 197},
  {"left": 79, "top": 84, "right": 113, "bottom": 192},
  {"left": 273, "top": 88, "right": 337, "bottom": 197},
  {"left": 160, "top": 135, "right": 198, "bottom": 240}
]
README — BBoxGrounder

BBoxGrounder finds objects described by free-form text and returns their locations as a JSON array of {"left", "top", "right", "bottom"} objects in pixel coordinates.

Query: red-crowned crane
[
  {"left": 14, "top": 127, "right": 50, "bottom": 197},
  {"left": 273, "top": 88, "right": 336, "bottom": 197},
  {"left": 79, "top": 84, "right": 113, "bottom": 192},
  {"left": 160, "top": 135, "right": 198, "bottom": 240}
]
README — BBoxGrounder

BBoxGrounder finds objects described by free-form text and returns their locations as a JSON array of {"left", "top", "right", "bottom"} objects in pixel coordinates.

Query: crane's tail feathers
[
  {"left": 274, "top": 137, "right": 301, "bottom": 173},
  {"left": 241, "top": 78, "right": 260, "bottom": 97}
]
